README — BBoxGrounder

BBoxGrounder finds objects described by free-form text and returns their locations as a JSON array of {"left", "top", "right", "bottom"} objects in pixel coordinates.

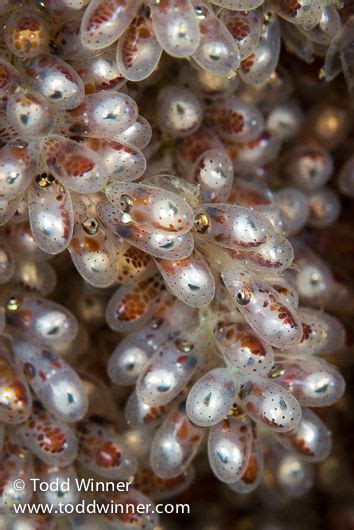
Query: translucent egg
[
  {"left": 186, "top": 368, "right": 236, "bottom": 427},
  {"left": 20, "top": 407, "right": 78, "bottom": 466},
  {"left": 41, "top": 134, "right": 108, "bottom": 194},
  {"left": 190, "top": 149, "right": 234, "bottom": 203},
  {"left": 6, "top": 90, "right": 53, "bottom": 138},
  {"left": 105, "top": 181, "right": 195, "bottom": 234},
  {"left": 222, "top": 267, "right": 302, "bottom": 348},
  {"left": 136, "top": 334, "right": 199, "bottom": 406},
  {"left": 19, "top": 54, "right": 85, "bottom": 110},
  {"left": 239, "top": 13, "right": 281, "bottom": 85},
  {"left": 117, "top": 6, "right": 162, "bottom": 82},
  {"left": 192, "top": 0, "right": 240, "bottom": 77},
  {"left": 151, "top": 401, "right": 205, "bottom": 479},
  {"left": 213, "top": 320, "right": 274, "bottom": 376},
  {"left": 65, "top": 91, "right": 138, "bottom": 138},
  {"left": 105, "top": 274, "right": 166, "bottom": 332},
  {"left": 208, "top": 416, "right": 252, "bottom": 483},
  {"left": 157, "top": 85, "right": 203, "bottom": 138},
  {"left": 28, "top": 176, "right": 74, "bottom": 255},
  {"left": 5, "top": 293, "right": 78, "bottom": 348},
  {"left": 13, "top": 339, "right": 88, "bottom": 422},
  {"left": 236, "top": 376, "right": 302, "bottom": 432},
  {"left": 5, "top": 9, "right": 49, "bottom": 58},
  {"left": 108, "top": 316, "right": 172, "bottom": 385},
  {"left": 206, "top": 95, "right": 264, "bottom": 143},
  {"left": 80, "top": 0, "right": 141, "bottom": 50},
  {"left": 276, "top": 407, "right": 331, "bottom": 463},
  {"left": 77, "top": 420, "right": 137, "bottom": 480},
  {"left": 154, "top": 251, "right": 215, "bottom": 308},
  {"left": 271, "top": 358, "right": 345, "bottom": 407},
  {"left": 151, "top": 0, "right": 200, "bottom": 58}
]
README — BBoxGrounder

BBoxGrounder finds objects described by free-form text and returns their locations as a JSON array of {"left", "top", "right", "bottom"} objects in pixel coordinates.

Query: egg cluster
[{"left": 0, "top": 0, "right": 353, "bottom": 529}]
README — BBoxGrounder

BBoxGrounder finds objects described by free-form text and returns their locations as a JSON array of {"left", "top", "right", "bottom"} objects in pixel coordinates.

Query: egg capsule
[
  {"left": 136, "top": 334, "right": 199, "bottom": 406},
  {"left": 239, "top": 12, "right": 280, "bottom": 85},
  {"left": 0, "top": 339, "right": 32, "bottom": 424},
  {"left": 289, "top": 240, "right": 335, "bottom": 307},
  {"left": 228, "top": 424, "right": 264, "bottom": 493},
  {"left": 77, "top": 420, "right": 137, "bottom": 480},
  {"left": 6, "top": 90, "right": 53, "bottom": 138},
  {"left": 190, "top": 149, "right": 234, "bottom": 203},
  {"left": 208, "top": 415, "right": 252, "bottom": 484},
  {"left": 271, "top": 0, "right": 323, "bottom": 31},
  {"left": 5, "top": 293, "right": 78, "bottom": 349},
  {"left": 65, "top": 91, "right": 138, "bottom": 138},
  {"left": 151, "top": 400, "right": 205, "bottom": 479},
  {"left": 236, "top": 376, "right": 302, "bottom": 432},
  {"left": 151, "top": 0, "right": 200, "bottom": 58},
  {"left": 154, "top": 251, "right": 215, "bottom": 308},
  {"left": 186, "top": 368, "right": 236, "bottom": 427},
  {"left": 206, "top": 95, "right": 264, "bottom": 143},
  {"left": 307, "top": 187, "right": 341, "bottom": 229},
  {"left": 270, "top": 358, "right": 345, "bottom": 407},
  {"left": 222, "top": 267, "right": 302, "bottom": 349},
  {"left": 157, "top": 85, "right": 203, "bottom": 138},
  {"left": 115, "top": 243, "right": 154, "bottom": 284},
  {"left": 192, "top": 0, "right": 240, "bottom": 77},
  {"left": 12, "top": 260, "right": 57, "bottom": 296},
  {"left": 19, "top": 54, "right": 84, "bottom": 110},
  {"left": 125, "top": 390, "right": 168, "bottom": 429},
  {"left": 2, "top": 221, "right": 50, "bottom": 262},
  {"left": 80, "top": 0, "right": 141, "bottom": 50},
  {"left": 228, "top": 130, "right": 281, "bottom": 173},
  {"left": 117, "top": 6, "right": 162, "bottom": 82},
  {"left": 5, "top": 8, "right": 49, "bottom": 58},
  {"left": 13, "top": 339, "right": 88, "bottom": 422},
  {"left": 69, "top": 201, "right": 118, "bottom": 289},
  {"left": 116, "top": 115, "right": 152, "bottom": 150},
  {"left": 19, "top": 407, "right": 78, "bottom": 467},
  {"left": 0, "top": 139, "right": 37, "bottom": 200},
  {"left": 97, "top": 200, "right": 195, "bottom": 260},
  {"left": 37, "top": 464, "right": 80, "bottom": 508},
  {"left": 105, "top": 181, "right": 195, "bottom": 234},
  {"left": 108, "top": 316, "right": 173, "bottom": 385},
  {"left": 274, "top": 188, "right": 309, "bottom": 235},
  {"left": 99, "top": 139, "right": 146, "bottom": 182},
  {"left": 41, "top": 134, "right": 108, "bottom": 194},
  {"left": 265, "top": 442, "right": 314, "bottom": 497},
  {"left": 276, "top": 408, "right": 331, "bottom": 463},
  {"left": 226, "top": 233, "right": 294, "bottom": 274},
  {"left": 264, "top": 275, "right": 299, "bottom": 309},
  {"left": 72, "top": 46, "right": 126, "bottom": 92},
  {"left": 196, "top": 203, "right": 273, "bottom": 251},
  {"left": 213, "top": 320, "right": 274, "bottom": 376},
  {"left": 285, "top": 308, "right": 345, "bottom": 357},
  {"left": 28, "top": 175, "right": 74, "bottom": 255},
  {"left": 220, "top": 7, "right": 263, "bottom": 60},
  {"left": 299, "top": 4, "right": 341, "bottom": 45},
  {"left": 106, "top": 274, "right": 166, "bottom": 332},
  {"left": 176, "top": 126, "right": 224, "bottom": 173},
  {"left": 282, "top": 144, "right": 333, "bottom": 192}
]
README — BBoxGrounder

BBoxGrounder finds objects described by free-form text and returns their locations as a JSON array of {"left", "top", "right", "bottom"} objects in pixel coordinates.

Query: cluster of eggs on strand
[{"left": 0, "top": 0, "right": 352, "bottom": 528}]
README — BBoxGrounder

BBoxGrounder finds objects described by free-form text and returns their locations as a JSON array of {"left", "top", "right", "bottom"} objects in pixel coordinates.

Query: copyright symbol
[{"left": 13, "top": 479, "right": 25, "bottom": 491}]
